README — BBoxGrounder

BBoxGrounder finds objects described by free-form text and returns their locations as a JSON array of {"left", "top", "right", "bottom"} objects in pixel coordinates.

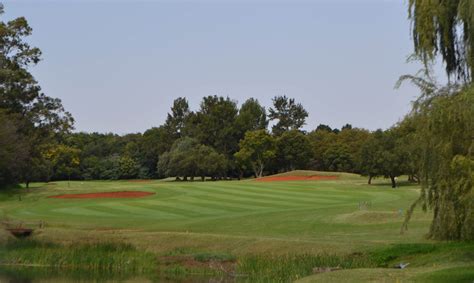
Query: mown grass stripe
[{"left": 190, "top": 185, "right": 330, "bottom": 206}]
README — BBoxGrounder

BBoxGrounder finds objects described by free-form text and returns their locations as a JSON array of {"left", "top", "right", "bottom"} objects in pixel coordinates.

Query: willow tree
[
  {"left": 401, "top": 1, "right": 474, "bottom": 240},
  {"left": 408, "top": 0, "right": 474, "bottom": 82}
]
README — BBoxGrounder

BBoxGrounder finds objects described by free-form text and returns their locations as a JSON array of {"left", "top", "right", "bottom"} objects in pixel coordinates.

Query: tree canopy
[{"left": 408, "top": 0, "right": 474, "bottom": 82}]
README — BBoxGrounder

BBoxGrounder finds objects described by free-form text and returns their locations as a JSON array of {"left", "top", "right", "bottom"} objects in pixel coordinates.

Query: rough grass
[
  {"left": 0, "top": 239, "right": 156, "bottom": 274},
  {"left": 295, "top": 242, "right": 474, "bottom": 282}
]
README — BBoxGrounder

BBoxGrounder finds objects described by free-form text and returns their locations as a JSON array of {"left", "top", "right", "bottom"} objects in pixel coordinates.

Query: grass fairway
[{"left": 1, "top": 172, "right": 472, "bottom": 281}]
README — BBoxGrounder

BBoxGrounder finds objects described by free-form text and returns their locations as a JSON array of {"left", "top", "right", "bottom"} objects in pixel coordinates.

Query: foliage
[
  {"left": 308, "top": 126, "right": 370, "bottom": 174},
  {"left": 235, "top": 130, "right": 276, "bottom": 178},
  {"left": 43, "top": 144, "right": 80, "bottom": 181},
  {"left": 276, "top": 130, "right": 312, "bottom": 171},
  {"left": 164, "top": 97, "right": 190, "bottom": 140},
  {"left": 157, "top": 137, "right": 227, "bottom": 180},
  {"left": 402, "top": 85, "right": 474, "bottom": 240},
  {"left": 323, "top": 144, "right": 353, "bottom": 173},
  {"left": 191, "top": 95, "right": 239, "bottom": 158},
  {"left": 235, "top": 98, "right": 268, "bottom": 134},
  {"left": 408, "top": 0, "right": 474, "bottom": 82},
  {"left": 0, "top": 6, "right": 73, "bottom": 187},
  {"left": 268, "top": 95, "right": 308, "bottom": 135},
  {"left": 0, "top": 111, "right": 27, "bottom": 186},
  {"left": 360, "top": 129, "right": 411, "bottom": 187},
  {"left": 118, "top": 155, "right": 140, "bottom": 179}
]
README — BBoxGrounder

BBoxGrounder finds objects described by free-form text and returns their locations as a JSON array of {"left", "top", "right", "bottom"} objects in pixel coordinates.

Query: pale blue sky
[{"left": 3, "top": 0, "right": 432, "bottom": 134}]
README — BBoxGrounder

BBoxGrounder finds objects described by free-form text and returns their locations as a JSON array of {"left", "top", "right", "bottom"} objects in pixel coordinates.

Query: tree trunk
[
  {"left": 201, "top": 176, "right": 205, "bottom": 182},
  {"left": 183, "top": 176, "right": 188, "bottom": 181},
  {"left": 26, "top": 181, "right": 30, "bottom": 189},
  {"left": 390, "top": 175, "right": 396, "bottom": 188},
  {"left": 368, "top": 175, "right": 372, "bottom": 185}
]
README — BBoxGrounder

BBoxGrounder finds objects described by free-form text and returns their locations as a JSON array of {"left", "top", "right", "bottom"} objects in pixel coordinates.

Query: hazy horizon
[{"left": 3, "top": 0, "right": 438, "bottom": 134}]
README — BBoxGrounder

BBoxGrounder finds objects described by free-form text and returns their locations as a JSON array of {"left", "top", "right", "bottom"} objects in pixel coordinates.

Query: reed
[{"left": 0, "top": 239, "right": 156, "bottom": 274}]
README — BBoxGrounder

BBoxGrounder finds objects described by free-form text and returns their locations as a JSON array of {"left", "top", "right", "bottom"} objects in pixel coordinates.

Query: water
[{"left": 0, "top": 266, "right": 239, "bottom": 283}]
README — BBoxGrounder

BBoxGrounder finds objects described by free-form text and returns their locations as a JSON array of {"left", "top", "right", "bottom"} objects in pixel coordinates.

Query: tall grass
[
  {"left": 236, "top": 243, "right": 472, "bottom": 282},
  {"left": 237, "top": 253, "right": 376, "bottom": 282},
  {"left": 2, "top": 241, "right": 472, "bottom": 282},
  {"left": 0, "top": 239, "right": 156, "bottom": 274}
]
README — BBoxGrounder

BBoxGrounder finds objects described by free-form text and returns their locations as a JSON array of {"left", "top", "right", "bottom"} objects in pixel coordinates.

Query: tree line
[{"left": 0, "top": 4, "right": 423, "bottom": 187}]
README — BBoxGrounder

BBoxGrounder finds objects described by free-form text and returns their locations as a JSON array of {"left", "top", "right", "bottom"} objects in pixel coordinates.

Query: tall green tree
[
  {"left": 0, "top": 5, "right": 73, "bottom": 186},
  {"left": 358, "top": 131, "right": 384, "bottom": 185},
  {"left": 192, "top": 95, "right": 239, "bottom": 158},
  {"left": 118, "top": 155, "right": 140, "bottom": 179},
  {"left": 276, "top": 130, "right": 312, "bottom": 171},
  {"left": 195, "top": 144, "right": 227, "bottom": 181},
  {"left": 164, "top": 97, "right": 190, "bottom": 139},
  {"left": 140, "top": 126, "right": 173, "bottom": 177},
  {"left": 235, "top": 130, "right": 276, "bottom": 178},
  {"left": 44, "top": 144, "right": 80, "bottom": 185},
  {"left": 268, "top": 95, "right": 308, "bottom": 135},
  {"left": 235, "top": 98, "right": 268, "bottom": 134}
]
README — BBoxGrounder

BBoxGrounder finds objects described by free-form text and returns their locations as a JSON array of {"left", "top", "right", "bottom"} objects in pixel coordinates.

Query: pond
[{"left": 0, "top": 266, "right": 240, "bottom": 283}]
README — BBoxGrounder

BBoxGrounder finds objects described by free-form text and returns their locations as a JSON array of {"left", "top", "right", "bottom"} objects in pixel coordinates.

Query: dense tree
[
  {"left": 196, "top": 145, "right": 227, "bottom": 181},
  {"left": 276, "top": 130, "right": 312, "bottom": 171},
  {"left": 315, "top": 124, "right": 333, "bottom": 132},
  {"left": 139, "top": 126, "right": 173, "bottom": 177},
  {"left": 157, "top": 137, "right": 226, "bottom": 181},
  {"left": 308, "top": 128, "right": 338, "bottom": 170},
  {"left": 268, "top": 95, "right": 308, "bottom": 135},
  {"left": 235, "top": 98, "right": 268, "bottom": 135},
  {"left": 358, "top": 131, "right": 384, "bottom": 185},
  {"left": 192, "top": 96, "right": 239, "bottom": 158},
  {"left": 308, "top": 126, "right": 369, "bottom": 173},
  {"left": 43, "top": 144, "right": 80, "bottom": 185},
  {"left": 337, "top": 127, "right": 371, "bottom": 171},
  {"left": 0, "top": 6, "right": 73, "bottom": 187},
  {"left": 394, "top": 116, "right": 422, "bottom": 183},
  {"left": 323, "top": 145, "right": 353, "bottom": 173},
  {"left": 118, "top": 155, "right": 140, "bottom": 179},
  {"left": 164, "top": 97, "right": 190, "bottom": 139},
  {"left": 157, "top": 138, "right": 199, "bottom": 180},
  {"left": 0, "top": 111, "right": 27, "bottom": 186},
  {"left": 235, "top": 130, "right": 276, "bottom": 178},
  {"left": 358, "top": 129, "right": 406, "bottom": 187}
]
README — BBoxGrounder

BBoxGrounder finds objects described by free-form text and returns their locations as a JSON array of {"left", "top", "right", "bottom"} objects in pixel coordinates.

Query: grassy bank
[{"left": 1, "top": 239, "right": 472, "bottom": 282}]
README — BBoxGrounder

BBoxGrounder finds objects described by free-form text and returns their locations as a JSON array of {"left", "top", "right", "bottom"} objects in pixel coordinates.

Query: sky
[{"left": 3, "top": 0, "right": 434, "bottom": 134}]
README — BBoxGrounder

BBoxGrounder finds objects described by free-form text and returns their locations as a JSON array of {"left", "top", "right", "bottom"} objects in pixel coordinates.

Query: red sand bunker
[
  {"left": 49, "top": 191, "right": 154, "bottom": 199},
  {"left": 256, "top": 175, "right": 339, "bottom": 182}
]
